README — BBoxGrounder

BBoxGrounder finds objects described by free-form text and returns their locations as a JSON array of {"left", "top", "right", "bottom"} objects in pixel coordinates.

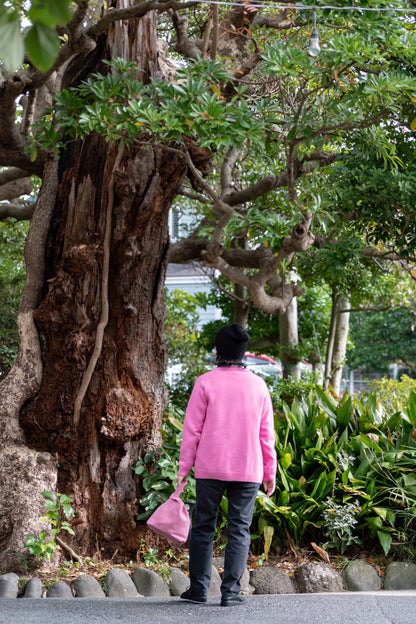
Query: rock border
[{"left": 1, "top": 560, "right": 416, "bottom": 599}]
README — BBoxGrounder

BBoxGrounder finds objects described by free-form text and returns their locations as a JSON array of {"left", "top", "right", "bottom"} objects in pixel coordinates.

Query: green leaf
[
  {"left": 336, "top": 396, "right": 353, "bottom": 429},
  {"left": 25, "top": 22, "right": 60, "bottom": 71},
  {"left": 42, "top": 490, "right": 58, "bottom": 501},
  {"left": 24, "top": 535, "right": 35, "bottom": 547},
  {"left": 61, "top": 503, "right": 75, "bottom": 518},
  {"left": 144, "top": 451, "right": 155, "bottom": 463},
  {"left": 132, "top": 463, "right": 146, "bottom": 475},
  {"left": 279, "top": 452, "right": 292, "bottom": 470},
  {"left": 366, "top": 516, "right": 383, "bottom": 529},
  {"left": 373, "top": 507, "right": 388, "bottom": 521},
  {"left": 407, "top": 392, "right": 416, "bottom": 425},
  {"left": 377, "top": 530, "right": 392, "bottom": 555},
  {"left": 263, "top": 524, "right": 274, "bottom": 560},
  {"left": 167, "top": 413, "right": 184, "bottom": 431},
  {"left": 0, "top": 15, "right": 24, "bottom": 71},
  {"left": 152, "top": 482, "right": 169, "bottom": 490},
  {"left": 28, "top": 0, "right": 72, "bottom": 27},
  {"left": 277, "top": 490, "right": 290, "bottom": 506},
  {"left": 386, "top": 411, "right": 403, "bottom": 432},
  {"left": 58, "top": 494, "right": 73, "bottom": 504}
]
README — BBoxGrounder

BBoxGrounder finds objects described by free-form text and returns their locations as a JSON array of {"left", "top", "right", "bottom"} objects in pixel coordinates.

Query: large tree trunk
[
  {"left": 1, "top": 1, "right": 189, "bottom": 567},
  {"left": 20, "top": 136, "right": 187, "bottom": 557}
]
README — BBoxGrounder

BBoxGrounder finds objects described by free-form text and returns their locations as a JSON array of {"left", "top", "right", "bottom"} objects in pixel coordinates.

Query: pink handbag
[{"left": 146, "top": 481, "right": 191, "bottom": 545}]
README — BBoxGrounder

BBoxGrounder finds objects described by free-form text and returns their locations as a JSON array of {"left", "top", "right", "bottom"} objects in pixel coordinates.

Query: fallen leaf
[{"left": 310, "top": 542, "right": 331, "bottom": 564}]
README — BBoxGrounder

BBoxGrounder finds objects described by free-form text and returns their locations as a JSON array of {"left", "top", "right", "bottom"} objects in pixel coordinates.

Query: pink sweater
[{"left": 178, "top": 366, "right": 277, "bottom": 483}]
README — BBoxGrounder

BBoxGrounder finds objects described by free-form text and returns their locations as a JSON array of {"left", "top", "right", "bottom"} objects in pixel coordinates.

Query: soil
[{"left": 24, "top": 533, "right": 388, "bottom": 589}]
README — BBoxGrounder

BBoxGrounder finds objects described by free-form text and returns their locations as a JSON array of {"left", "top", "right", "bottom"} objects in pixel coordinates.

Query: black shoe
[
  {"left": 180, "top": 589, "right": 207, "bottom": 604},
  {"left": 221, "top": 594, "right": 246, "bottom": 607}
]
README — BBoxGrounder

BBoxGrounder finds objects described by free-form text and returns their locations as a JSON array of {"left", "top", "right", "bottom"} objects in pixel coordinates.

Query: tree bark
[
  {"left": 20, "top": 134, "right": 187, "bottom": 557},
  {"left": 324, "top": 289, "right": 337, "bottom": 391},
  {"left": 0, "top": 159, "right": 59, "bottom": 572},
  {"left": 279, "top": 295, "right": 300, "bottom": 380},
  {"left": 233, "top": 284, "right": 250, "bottom": 328},
  {"left": 330, "top": 294, "right": 350, "bottom": 395}
]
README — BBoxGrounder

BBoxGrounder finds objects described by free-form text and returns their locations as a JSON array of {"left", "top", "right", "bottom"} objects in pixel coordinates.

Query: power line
[{"left": 187, "top": 1, "right": 416, "bottom": 13}]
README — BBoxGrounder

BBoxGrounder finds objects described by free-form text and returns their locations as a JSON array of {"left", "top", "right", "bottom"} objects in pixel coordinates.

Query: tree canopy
[{"left": 2, "top": 1, "right": 416, "bottom": 310}]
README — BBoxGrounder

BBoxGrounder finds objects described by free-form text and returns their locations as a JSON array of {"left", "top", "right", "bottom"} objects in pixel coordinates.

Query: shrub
[
  {"left": 366, "top": 375, "right": 416, "bottom": 414},
  {"left": 157, "top": 354, "right": 416, "bottom": 559},
  {"left": 24, "top": 492, "right": 75, "bottom": 563}
]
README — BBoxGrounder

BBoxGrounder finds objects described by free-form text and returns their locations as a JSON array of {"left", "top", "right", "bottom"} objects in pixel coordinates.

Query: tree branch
[
  {"left": 184, "top": 150, "right": 233, "bottom": 244},
  {"left": 221, "top": 172, "right": 290, "bottom": 205},
  {"left": 220, "top": 146, "right": 241, "bottom": 197},
  {"left": 253, "top": 14, "right": 297, "bottom": 29},
  {"left": 169, "top": 8, "right": 204, "bottom": 59},
  {"left": 0, "top": 201, "right": 35, "bottom": 221},
  {"left": 361, "top": 247, "right": 416, "bottom": 263},
  {"left": 0, "top": 178, "right": 33, "bottom": 202},
  {"left": 201, "top": 7, "right": 214, "bottom": 59},
  {"left": 56, "top": 536, "right": 83, "bottom": 565},
  {"left": 0, "top": 167, "right": 31, "bottom": 186},
  {"left": 178, "top": 187, "right": 209, "bottom": 203},
  {"left": 88, "top": 0, "right": 196, "bottom": 40},
  {"left": 0, "top": 157, "right": 58, "bottom": 442}
]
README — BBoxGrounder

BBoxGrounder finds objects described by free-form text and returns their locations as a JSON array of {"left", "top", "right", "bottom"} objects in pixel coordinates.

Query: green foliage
[
  {"left": 298, "top": 236, "right": 377, "bottom": 296},
  {"left": 142, "top": 370, "right": 416, "bottom": 558},
  {"left": 267, "top": 374, "right": 320, "bottom": 413},
  {"left": 0, "top": 219, "right": 27, "bottom": 378},
  {"left": 258, "top": 4, "right": 415, "bottom": 153},
  {"left": 365, "top": 376, "right": 416, "bottom": 416},
  {"left": 24, "top": 492, "right": 75, "bottom": 563},
  {"left": 133, "top": 411, "right": 196, "bottom": 521},
  {"left": 137, "top": 539, "right": 185, "bottom": 578},
  {"left": 138, "top": 540, "right": 160, "bottom": 568},
  {"left": 322, "top": 499, "right": 361, "bottom": 553},
  {"left": 164, "top": 289, "right": 211, "bottom": 410},
  {"left": 348, "top": 308, "right": 416, "bottom": 374},
  {"left": 326, "top": 129, "right": 416, "bottom": 257},
  {"left": 297, "top": 285, "right": 332, "bottom": 364},
  {"left": 0, "top": 0, "right": 72, "bottom": 71},
  {"left": 263, "top": 388, "right": 416, "bottom": 556},
  {"left": 31, "top": 57, "right": 265, "bottom": 155}
]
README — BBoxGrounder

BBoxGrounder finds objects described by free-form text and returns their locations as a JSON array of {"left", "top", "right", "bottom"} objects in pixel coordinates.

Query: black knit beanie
[{"left": 215, "top": 323, "right": 250, "bottom": 363}]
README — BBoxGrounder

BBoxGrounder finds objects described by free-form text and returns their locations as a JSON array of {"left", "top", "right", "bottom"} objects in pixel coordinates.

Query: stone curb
[{"left": 1, "top": 560, "right": 415, "bottom": 599}]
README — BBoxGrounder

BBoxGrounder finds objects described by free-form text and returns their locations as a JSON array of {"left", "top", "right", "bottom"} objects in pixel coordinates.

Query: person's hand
[
  {"left": 263, "top": 480, "right": 275, "bottom": 497},
  {"left": 176, "top": 475, "right": 186, "bottom": 487}
]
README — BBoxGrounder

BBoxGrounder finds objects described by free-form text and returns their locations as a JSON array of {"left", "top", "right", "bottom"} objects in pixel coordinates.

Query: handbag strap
[{"left": 171, "top": 480, "right": 187, "bottom": 499}]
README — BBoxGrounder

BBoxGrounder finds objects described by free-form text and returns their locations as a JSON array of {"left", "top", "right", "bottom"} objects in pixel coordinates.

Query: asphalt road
[{"left": 1, "top": 592, "right": 416, "bottom": 624}]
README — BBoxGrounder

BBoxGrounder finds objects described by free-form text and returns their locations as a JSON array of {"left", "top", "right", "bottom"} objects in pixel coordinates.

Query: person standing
[{"left": 177, "top": 323, "right": 277, "bottom": 607}]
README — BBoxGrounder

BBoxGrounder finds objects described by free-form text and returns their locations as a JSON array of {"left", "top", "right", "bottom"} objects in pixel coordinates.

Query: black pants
[{"left": 189, "top": 479, "right": 260, "bottom": 598}]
